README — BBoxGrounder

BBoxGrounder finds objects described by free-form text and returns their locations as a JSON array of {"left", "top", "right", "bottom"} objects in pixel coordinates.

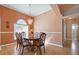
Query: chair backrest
[
  {"left": 40, "top": 32, "right": 46, "bottom": 44},
  {"left": 15, "top": 32, "right": 19, "bottom": 41},
  {"left": 34, "top": 32, "right": 40, "bottom": 38},
  {"left": 15, "top": 32, "right": 23, "bottom": 45},
  {"left": 21, "top": 32, "right": 26, "bottom": 38}
]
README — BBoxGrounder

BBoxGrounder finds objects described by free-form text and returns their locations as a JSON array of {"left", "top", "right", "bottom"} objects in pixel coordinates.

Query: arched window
[{"left": 14, "top": 19, "right": 28, "bottom": 40}]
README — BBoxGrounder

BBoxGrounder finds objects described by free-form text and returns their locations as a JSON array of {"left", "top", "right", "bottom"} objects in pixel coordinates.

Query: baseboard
[{"left": 46, "top": 42, "right": 63, "bottom": 48}]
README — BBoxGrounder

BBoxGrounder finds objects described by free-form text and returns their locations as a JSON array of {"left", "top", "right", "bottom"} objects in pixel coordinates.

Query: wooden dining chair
[
  {"left": 33, "top": 32, "right": 46, "bottom": 55},
  {"left": 15, "top": 32, "right": 30, "bottom": 55},
  {"left": 15, "top": 32, "right": 20, "bottom": 50},
  {"left": 39, "top": 32, "right": 46, "bottom": 54}
]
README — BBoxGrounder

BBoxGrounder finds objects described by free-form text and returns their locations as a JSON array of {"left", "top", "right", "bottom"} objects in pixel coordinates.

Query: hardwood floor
[{"left": 0, "top": 40, "right": 79, "bottom": 55}]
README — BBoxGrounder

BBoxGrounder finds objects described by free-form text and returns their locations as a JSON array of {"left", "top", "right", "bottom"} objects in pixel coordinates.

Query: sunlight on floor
[{"left": 71, "top": 40, "right": 78, "bottom": 55}]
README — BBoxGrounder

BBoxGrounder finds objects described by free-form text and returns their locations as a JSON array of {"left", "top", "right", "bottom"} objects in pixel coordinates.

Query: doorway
[
  {"left": 14, "top": 19, "right": 29, "bottom": 40},
  {"left": 72, "top": 24, "right": 78, "bottom": 49},
  {"left": 72, "top": 24, "right": 78, "bottom": 40},
  {"left": 63, "top": 18, "right": 79, "bottom": 49}
]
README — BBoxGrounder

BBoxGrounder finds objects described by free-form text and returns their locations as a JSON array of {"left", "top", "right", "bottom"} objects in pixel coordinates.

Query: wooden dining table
[{"left": 23, "top": 37, "right": 42, "bottom": 54}]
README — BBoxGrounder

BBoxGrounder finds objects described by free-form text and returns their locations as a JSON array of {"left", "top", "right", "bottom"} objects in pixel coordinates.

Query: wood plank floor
[{"left": 0, "top": 40, "right": 79, "bottom": 55}]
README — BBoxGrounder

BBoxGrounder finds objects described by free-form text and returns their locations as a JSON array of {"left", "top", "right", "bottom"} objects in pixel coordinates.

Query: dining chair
[
  {"left": 15, "top": 32, "right": 30, "bottom": 55},
  {"left": 33, "top": 32, "right": 46, "bottom": 55},
  {"left": 34, "top": 32, "right": 40, "bottom": 38},
  {"left": 39, "top": 32, "right": 46, "bottom": 54},
  {"left": 15, "top": 32, "right": 20, "bottom": 50},
  {"left": 21, "top": 32, "right": 26, "bottom": 38}
]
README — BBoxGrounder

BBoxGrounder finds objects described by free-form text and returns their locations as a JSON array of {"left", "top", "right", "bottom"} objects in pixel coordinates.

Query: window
[{"left": 14, "top": 19, "right": 28, "bottom": 40}]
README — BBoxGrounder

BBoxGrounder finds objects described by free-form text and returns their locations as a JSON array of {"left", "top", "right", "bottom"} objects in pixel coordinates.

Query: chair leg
[
  {"left": 27, "top": 46, "right": 29, "bottom": 51},
  {"left": 17, "top": 45, "right": 21, "bottom": 54},
  {"left": 16, "top": 43, "right": 18, "bottom": 50},
  {"left": 21, "top": 46, "right": 24, "bottom": 55},
  {"left": 17, "top": 44, "right": 20, "bottom": 54},
  {"left": 43, "top": 46, "right": 45, "bottom": 54},
  {"left": 18, "top": 45, "right": 21, "bottom": 55},
  {"left": 38, "top": 46, "right": 42, "bottom": 55},
  {"left": 18, "top": 45, "right": 23, "bottom": 55}
]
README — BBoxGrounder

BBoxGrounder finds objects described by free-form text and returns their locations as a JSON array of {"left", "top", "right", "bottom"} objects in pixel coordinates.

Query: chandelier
[{"left": 27, "top": 4, "right": 33, "bottom": 25}]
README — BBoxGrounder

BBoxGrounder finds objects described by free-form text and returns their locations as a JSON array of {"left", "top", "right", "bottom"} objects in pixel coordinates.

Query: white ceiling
[{"left": 1, "top": 4, "right": 52, "bottom": 16}]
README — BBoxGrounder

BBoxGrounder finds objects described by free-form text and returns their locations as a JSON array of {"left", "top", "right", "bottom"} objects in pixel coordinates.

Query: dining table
[{"left": 23, "top": 37, "right": 42, "bottom": 54}]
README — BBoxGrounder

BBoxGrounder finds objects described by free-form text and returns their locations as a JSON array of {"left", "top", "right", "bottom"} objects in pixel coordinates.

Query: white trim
[
  {"left": 46, "top": 42, "right": 63, "bottom": 48},
  {"left": 45, "top": 32, "right": 62, "bottom": 34},
  {"left": 0, "top": 32, "right": 62, "bottom": 34},
  {"left": 1, "top": 42, "right": 16, "bottom": 47},
  {"left": 0, "top": 32, "right": 13, "bottom": 34},
  {"left": 36, "top": 32, "right": 62, "bottom": 34}
]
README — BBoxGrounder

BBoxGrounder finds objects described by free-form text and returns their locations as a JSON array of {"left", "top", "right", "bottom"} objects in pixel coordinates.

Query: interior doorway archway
[{"left": 14, "top": 19, "right": 29, "bottom": 40}]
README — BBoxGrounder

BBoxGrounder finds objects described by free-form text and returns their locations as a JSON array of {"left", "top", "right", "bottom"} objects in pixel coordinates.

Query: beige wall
[
  {"left": 34, "top": 5, "right": 63, "bottom": 46},
  {"left": 34, "top": 10, "right": 62, "bottom": 32}
]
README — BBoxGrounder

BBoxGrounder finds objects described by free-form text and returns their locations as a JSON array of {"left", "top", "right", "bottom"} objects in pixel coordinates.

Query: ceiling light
[
  {"left": 27, "top": 4, "right": 33, "bottom": 25},
  {"left": 27, "top": 18, "right": 33, "bottom": 25}
]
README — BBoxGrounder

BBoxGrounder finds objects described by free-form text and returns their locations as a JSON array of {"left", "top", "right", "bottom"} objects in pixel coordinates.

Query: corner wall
[{"left": 34, "top": 5, "right": 63, "bottom": 46}]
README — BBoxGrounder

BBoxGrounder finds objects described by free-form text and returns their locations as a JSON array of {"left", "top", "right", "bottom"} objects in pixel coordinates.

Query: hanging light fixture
[
  {"left": 27, "top": 4, "right": 33, "bottom": 25},
  {"left": 27, "top": 19, "right": 33, "bottom": 25}
]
